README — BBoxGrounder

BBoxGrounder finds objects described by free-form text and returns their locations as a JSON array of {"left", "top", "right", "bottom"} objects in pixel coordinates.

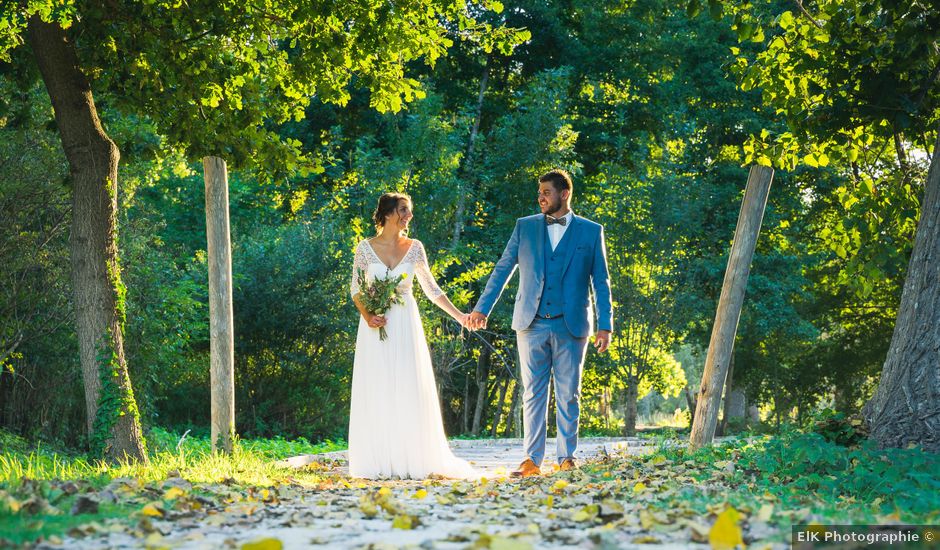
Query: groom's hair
[
  {"left": 373, "top": 192, "right": 412, "bottom": 227},
  {"left": 539, "top": 169, "right": 573, "bottom": 196}
]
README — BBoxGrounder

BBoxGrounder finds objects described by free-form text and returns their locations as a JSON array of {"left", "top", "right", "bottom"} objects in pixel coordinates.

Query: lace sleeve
[
  {"left": 413, "top": 241, "right": 446, "bottom": 301},
  {"left": 350, "top": 241, "right": 370, "bottom": 299}
]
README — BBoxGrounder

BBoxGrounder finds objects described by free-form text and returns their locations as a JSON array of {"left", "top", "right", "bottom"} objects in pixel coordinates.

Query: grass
[
  {"left": 0, "top": 427, "right": 347, "bottom": 545},
  {"left": 648, "top": 427, "right": 940, "bottom": 525},
  {"left": 0, "top": 427, "right": 346, "bottom": 487},
  {"left": 0, "top": 501, "right": 133, "bottom": 546}
]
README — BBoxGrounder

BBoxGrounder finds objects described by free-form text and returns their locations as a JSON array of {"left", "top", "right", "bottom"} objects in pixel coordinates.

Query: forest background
[{"left": 1, "top": 0, "right": 936, "bottom": 457}]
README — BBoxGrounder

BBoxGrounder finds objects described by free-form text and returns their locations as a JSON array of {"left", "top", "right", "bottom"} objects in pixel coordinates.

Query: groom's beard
[{"left": 543, "top": 198, "right": 563, "bottom": 216}]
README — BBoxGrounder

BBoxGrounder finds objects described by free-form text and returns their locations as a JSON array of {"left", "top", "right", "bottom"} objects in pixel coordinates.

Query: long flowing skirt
[{"left": 348, "top": 294, "right": 476, "bottom": 479}]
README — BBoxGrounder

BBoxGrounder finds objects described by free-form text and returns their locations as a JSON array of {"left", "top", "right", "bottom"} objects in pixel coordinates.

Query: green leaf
[{"left": 708, "top": 0, "right": 722, "bottom": 19}]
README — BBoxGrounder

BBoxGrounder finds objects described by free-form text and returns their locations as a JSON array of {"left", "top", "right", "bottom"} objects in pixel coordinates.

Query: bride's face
[{"left": 387, "top": 199, "right": 413, "bottom": 232}]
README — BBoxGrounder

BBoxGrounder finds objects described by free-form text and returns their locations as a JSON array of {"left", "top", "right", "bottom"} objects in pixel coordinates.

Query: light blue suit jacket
[{"left": 473, "top": 213, "right": 614, "bottom": 338}]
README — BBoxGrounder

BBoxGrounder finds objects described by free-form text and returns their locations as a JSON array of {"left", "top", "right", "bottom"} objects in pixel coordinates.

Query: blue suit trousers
[{"left": 517, "top": 316, "right": 589, "bottom": 466}]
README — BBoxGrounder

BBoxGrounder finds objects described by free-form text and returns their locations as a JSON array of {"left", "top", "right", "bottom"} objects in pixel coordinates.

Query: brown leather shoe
[
  {"left": 558, "top": 458, "right": 578, "bottom": 471},
  {"left": 510, "top": 458, "right": 541, "bottom": 478}
]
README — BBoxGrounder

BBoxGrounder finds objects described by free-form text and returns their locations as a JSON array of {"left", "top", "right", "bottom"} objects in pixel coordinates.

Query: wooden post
[
  {"left": 204, "top": 156, "right": 236, "bottom": 454},
  {"left": 690, "top": 165, "right": 773, "bottom": 449}
]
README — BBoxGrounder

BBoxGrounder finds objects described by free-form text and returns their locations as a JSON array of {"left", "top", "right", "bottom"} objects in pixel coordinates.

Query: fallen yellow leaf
[
  {"left": 140, "top": 503, "right": 164, "bottom": 518},
  {"left": 163, "top": 487, "right": 185, "bottom": 500},
  {"left": 488, "top": 535, "right": 533, "bottom": 550},
  {"left": 572, "top": 510, "right": 592, "bottom": 522},
  {"left": 709, "top": 507, "right": 743, "bottom": 550},
  {"left": 392, "top": 514, "right": 417, "bottom": 530},
  {"left": 413, "top": 489, "right": 428, "bottom": 499},
  {"left": 241, "top": 538, "right": 283, "bottom": 550}
]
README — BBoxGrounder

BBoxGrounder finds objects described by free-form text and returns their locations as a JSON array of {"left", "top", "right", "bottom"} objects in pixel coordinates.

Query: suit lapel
[{"left": 560, "top": 215, "right": 582, "bottom": 277}]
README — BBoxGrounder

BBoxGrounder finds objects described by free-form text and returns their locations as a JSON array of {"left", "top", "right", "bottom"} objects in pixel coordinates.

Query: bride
[{"left": 348, "top": 192, "right": 477, "bottom": 479}]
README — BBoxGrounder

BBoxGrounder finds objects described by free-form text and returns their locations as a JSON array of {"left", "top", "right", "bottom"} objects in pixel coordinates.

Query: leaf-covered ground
[{"left": 2, "top": 427, "right": 938, "bottom": 549}]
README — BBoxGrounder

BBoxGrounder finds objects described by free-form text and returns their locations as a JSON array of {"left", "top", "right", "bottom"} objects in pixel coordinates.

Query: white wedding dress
[{"left": 348, "top": 239, "right": 477, "bottom": 479}]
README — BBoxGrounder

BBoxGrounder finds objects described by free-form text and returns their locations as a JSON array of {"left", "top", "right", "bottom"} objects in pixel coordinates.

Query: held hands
[{"left": 467, "top": 311, "right": 488, "bottom": 331}]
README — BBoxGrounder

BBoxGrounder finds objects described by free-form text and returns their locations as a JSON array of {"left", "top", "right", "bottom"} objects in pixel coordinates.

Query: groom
[{"left": 469, "top": 169, "right": 613, "bottom": 477}]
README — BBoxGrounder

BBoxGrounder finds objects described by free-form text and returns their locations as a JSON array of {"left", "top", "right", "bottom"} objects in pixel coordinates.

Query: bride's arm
[
  {"left": 350, "top": 241, "right": 386, "bottom": 328},
  {"left": 414, "top": 241, "right": 470, "bottom": 326},
  {"left": 431, "top": 294, "right": 468, "bottom": 325}
]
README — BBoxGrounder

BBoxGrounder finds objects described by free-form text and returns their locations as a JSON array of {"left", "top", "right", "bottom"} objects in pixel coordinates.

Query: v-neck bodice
[{"left": 350, "top": 239, "right": 445, "bottom": 301}]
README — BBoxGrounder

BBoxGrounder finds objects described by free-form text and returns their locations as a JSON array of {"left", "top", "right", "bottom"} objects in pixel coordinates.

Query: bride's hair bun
[{"left": 373, "top": 192, "right": 411, "bottom": 228}]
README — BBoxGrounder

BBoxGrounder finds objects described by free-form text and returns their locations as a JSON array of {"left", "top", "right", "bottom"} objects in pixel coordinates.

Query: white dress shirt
[{"left": 547, "top": 211, "right": 573, "bottom": 251}]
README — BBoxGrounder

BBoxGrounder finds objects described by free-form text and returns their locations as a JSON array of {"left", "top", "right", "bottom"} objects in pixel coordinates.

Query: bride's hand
[
  {"left": 457, "top": 312, "right": 472, "bottom": 330},
  {"left": 365, "top": 313, "right": 386, "bottom": 328}
]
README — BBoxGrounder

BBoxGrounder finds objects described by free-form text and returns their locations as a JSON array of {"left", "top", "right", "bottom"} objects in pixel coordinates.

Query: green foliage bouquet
[{"left": 357, "top": 267, "right": 407, "bottom": 341}]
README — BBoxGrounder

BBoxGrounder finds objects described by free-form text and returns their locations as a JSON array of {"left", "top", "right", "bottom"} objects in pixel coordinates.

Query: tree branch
[
  {"left": 0, "top": 332, "right": 24, "bottom": 367},
  {"left": 894, "top": 128, "right": 910, "bottom": 173},
  {"left": 793, "top": 0, "right": 825, "bottom": 30}
]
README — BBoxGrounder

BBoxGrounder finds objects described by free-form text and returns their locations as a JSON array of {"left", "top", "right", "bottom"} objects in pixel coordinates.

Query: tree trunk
[
  {"left": 471, "top": 338, "right": 492, "bottom": 436},
  {"left": 462, "top": 371, "right": 470, "bottom": 434},
  {"left": 622, "top": 377, "right": 639, "bottom": 436},
  {"left": 504, "top": 378, "right": 520, "bottom": 437},
  {"left": 718, "top": 352, "right": 735, "bottom": 436},
  {"left": 490, "top": 378, "right": 510, "bottom": 437},
  {"left": 685, "top": 386, "right": 697, "bottom": 428},
  {"left": 27, "top": 16, "right": 146, "bottom": 462},
  {"left": 450, "top": 57, "right": 490, "bottom": 249},
  {"left": 204, "top": 157, "right": 236, "bottom": 454},
  {"left": 862, "top": 131, "right": 940, "bottom": 452},
  {"left": 690, "top": 165, "right": 773, "bottom": 449}
]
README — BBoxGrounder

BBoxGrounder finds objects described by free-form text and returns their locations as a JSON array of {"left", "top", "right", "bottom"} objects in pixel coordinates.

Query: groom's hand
[
  {"left": 594, "top": 330, "right": 611, "bottom": 353},
  {"left": 468, "top": 311, "right": 488, "bottom": 330}
]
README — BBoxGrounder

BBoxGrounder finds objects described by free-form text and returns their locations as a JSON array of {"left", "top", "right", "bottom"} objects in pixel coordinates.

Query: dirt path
[{"left": 44, "top": 437, "right": 785, "bottom": 549}]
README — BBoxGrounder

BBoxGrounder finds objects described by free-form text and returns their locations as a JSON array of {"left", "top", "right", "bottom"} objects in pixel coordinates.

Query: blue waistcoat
[{"left": 536, "top": 224, "right": 573, "bottom": 318}]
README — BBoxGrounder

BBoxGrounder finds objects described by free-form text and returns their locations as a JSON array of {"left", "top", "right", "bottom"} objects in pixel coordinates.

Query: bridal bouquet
[{"left": 357, "top": 267, "right": 407, "bottom": 341}]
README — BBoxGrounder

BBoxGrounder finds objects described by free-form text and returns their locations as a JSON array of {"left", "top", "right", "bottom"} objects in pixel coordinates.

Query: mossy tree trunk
[{"left": 27, "top": 16, "right": 146, "bottom": 462}]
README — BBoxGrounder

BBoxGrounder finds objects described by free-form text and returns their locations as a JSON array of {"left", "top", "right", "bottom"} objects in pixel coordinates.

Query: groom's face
[{"left": 538, "top": 181, "right": 568, "bottom": 216}]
